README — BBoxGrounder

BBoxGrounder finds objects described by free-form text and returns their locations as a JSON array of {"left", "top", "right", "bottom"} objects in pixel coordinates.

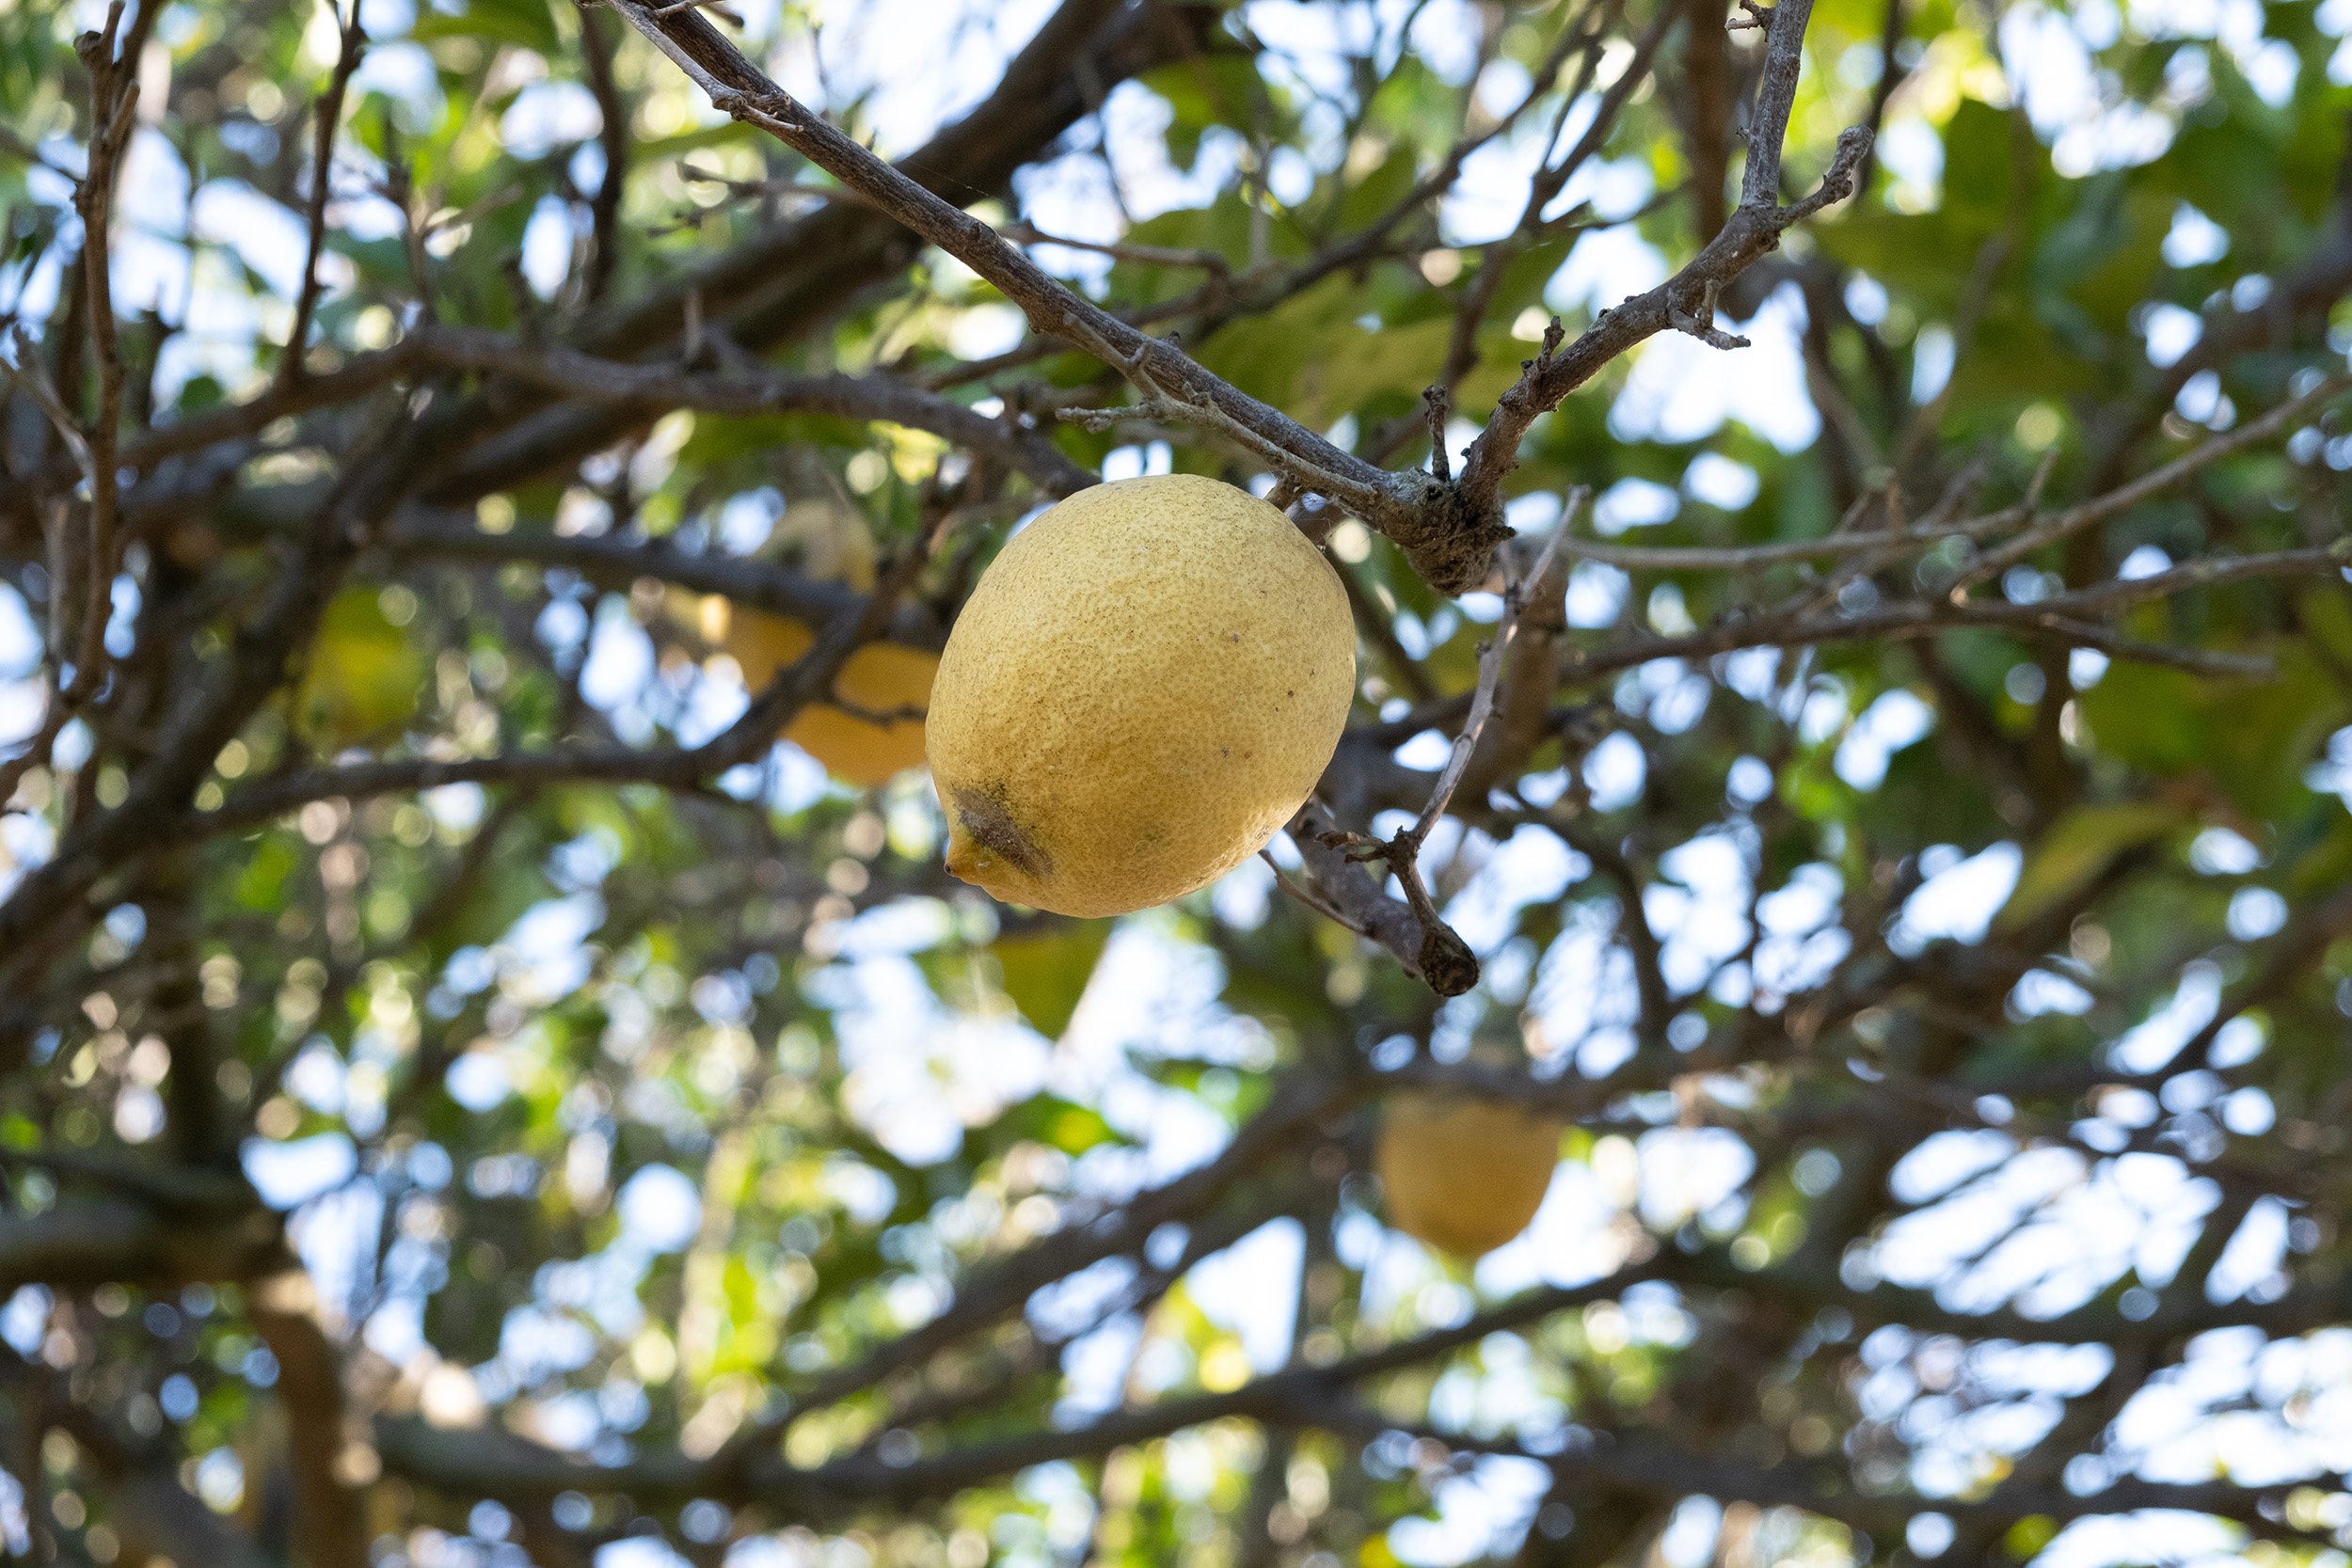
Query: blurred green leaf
[
  {"left": 991, "top": 920, "right": 1111, "bottom": 1038},
  {"left": 1996, "top": 800, "right": 2186, "bottom": 934},
  {"left": 293, "top": 587, "right": 426, "bottom": 752}
]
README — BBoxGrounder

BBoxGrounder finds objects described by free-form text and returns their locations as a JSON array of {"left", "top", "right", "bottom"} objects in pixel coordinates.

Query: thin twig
[
  {"left": 1950, "top": 372, "right": 2349, "bottom": 592},
  {"left": 0, "top": 4, "right": 154, "bottom": 815},
  {"left": 2042, "top": 544, "right": 2352, "bottom": 616},
  {"left": 1452, "top": 121, "right": 1872, "bottom": 543},
  {"left": 281, "top": 0, "right": 367, "bottom": 388},
  {"left": 1551, "top": 593, "right": 2278, "bottom": 681},
  {"left": 71, "top": 2, "right": 140, "bottom": 689},
  {"left": 999, "top": 221, "right": 1232, "bottom": 277},
  {"left": 1414, "top": 487, "right": 1586, "bottom": 837},
  {"left": 1541, "top": 381, "right": 2328, "bottom": 578},
  {"left": 597, "top": 0, "right": 1474, "bottom": 590},
  {"left": 1053, "top": 320, "right": 1391, "bottom": 518},
  {"left": 0, "top": 126, "right": 82, "bottom": 184},
  {"left": 1261, "top": 848, "right": 1368, "bottom": 935},
  {"left": 576, "top": 0, "right": 627, "bottom": 301},
  {"left": 1, "top": 326, "right": 96, "bottom": 484},
  {"left": 1892, "top": 231, "right": 2011, "bottom": 475},
  {"left": 677, "top": 164, "right": 896, "bottom": 214},
  {"left": 1311, "top": 489, "right": 1588, "bottom": 996}
]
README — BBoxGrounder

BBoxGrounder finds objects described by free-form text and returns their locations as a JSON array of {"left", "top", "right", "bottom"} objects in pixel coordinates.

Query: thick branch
[
  {"left": 575, "top": 0, "right": 627, "bottom": 302},
  {"left": 1279, "top": 800, "right": 1437, "bottom": 985},
  {"left": 13, "top": 325, "right": 1093, "bottom": 526},
  {"left": 0, "top": 1196, "right": 278, "bottom": 1291},
  {"left": 1739, "top": 0, "right": 1817, "bottom": 204},
  {"left": 252, "top": 1277, "right": 373, "bottom": 1568},
  {"left": 384, "top": 508, "right": 944, "bottom": 645},
  {"left": 404, "top": 325, "right": 1094, "bottom": 497}
]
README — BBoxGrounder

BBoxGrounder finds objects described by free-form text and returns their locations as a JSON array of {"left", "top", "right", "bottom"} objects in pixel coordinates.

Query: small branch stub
[
  {"left": 1669, "top": 277, "right": 1749, "bottom": 350},
  {"left": 1422, "top": 385, "right": 1452, "bottom": 483}
]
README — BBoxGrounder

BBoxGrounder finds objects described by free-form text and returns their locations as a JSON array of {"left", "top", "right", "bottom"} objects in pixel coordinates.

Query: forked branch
[
  {"left": 1454, "top": 0, "right": 1867, "bottom": 527},
  {"left": 1289, "top": 494, "right": 1586, "bottom": 995},
  {"left": 603, "top": 0, "right": 1865, "bottom": 594}
]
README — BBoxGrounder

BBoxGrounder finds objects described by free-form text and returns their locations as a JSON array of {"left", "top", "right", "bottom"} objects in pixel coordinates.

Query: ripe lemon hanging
[
  {"left": 1375, "top": 1092, "right": 1563, "bottom": 1259},
  {"left": 925, "top": 474, "right": 1356, "bottom": 918}
]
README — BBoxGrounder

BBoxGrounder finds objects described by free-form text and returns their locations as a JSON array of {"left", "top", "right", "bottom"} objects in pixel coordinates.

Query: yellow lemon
[
  {"left": 924, "top": 474, "right": 1355, "bottom": 918},
  {"left": 1375, "top": 1092, "right": 1562, "bottom": 1259}
]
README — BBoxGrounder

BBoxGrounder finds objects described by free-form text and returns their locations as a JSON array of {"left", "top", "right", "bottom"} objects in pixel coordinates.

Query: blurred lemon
[
  {"left": 692, "top": 596, "right": 936, "bottom": 787},
  {"left": 1375, "top": 1092, "right": 1562, "bottom": 1259},
  {"left": 675, "top": 501, "right": 935, "bottom": 786}
]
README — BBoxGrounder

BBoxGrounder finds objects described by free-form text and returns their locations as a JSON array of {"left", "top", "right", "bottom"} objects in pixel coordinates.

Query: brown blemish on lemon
[{"left": 950, "top": 786, "right": 1051, "bottom": 879}]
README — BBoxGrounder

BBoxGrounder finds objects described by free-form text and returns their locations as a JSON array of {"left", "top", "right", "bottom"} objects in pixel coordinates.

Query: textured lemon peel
[{"left": 924, "top": 474, "right": 1356, "bottom": 918}]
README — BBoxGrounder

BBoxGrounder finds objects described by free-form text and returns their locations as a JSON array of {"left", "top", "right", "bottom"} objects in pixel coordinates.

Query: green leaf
[
  {"left": 1335, "top": 144, "right": 1420, "bottom": 232},
  {"left": 1943, "top": 99, "right": 2026, "bottom": 234},
  {"left": 990, "top": 920, "right": 1112, "bottom": 1039},
  {"left": 1136, "top": 58, "right": 1261, "bottom": 169},
  {"left": 2079, "top": 647, "right": 2347, "bottom": 820},
  {"left": 1191, "top": 274, "right": 1514, "bottom": 430},
  {"left": 294, "top": 587, "right": 427, "bottom": 751},
  {"left": 1995, "top": 800, "right": 2187, "bottom": 934},
  {"left": 232, "top": 836, "right": 299, "bottom": 911},
  {"left": 2003, "top": 1516, "right": 2060, "bottom": 1560},
  {"left": 412, "top": 0, "right": 560, "bottom": 57}
]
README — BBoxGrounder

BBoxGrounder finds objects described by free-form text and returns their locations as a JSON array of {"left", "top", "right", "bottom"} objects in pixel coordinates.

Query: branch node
[
  {"left": 1669, "top": 278, "right": 1749, "bottom": 350},
  {"left": 1417, "top": 924, "right": 1480, "bottom": 997},
  {"left": 708, "top": 86, "right": 797, "bottom": 133}
]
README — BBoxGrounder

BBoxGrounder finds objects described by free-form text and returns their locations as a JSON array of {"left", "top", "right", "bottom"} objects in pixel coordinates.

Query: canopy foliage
[{"left": 3, "top": 0, "right": 2352, "bottom": 1566}]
